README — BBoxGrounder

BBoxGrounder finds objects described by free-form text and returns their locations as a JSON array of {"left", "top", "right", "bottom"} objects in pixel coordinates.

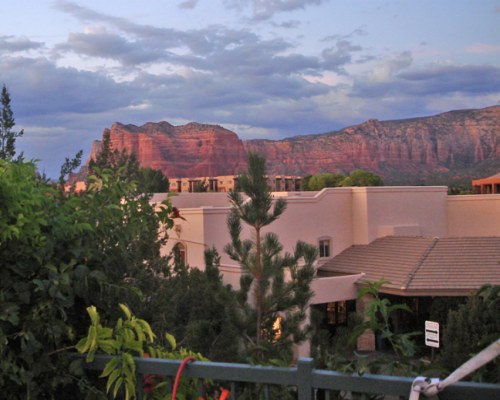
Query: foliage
[
  {"left": 311, "top": 280, "right": 426, "bottom": 399},
  {"left": 340, "top": 169, "right": 384, "bottom": 187},
  {"left": 310, "top": 309, "right": 365, "bottom": 369},
  {"left": 89, "top": 129, "right": 168, "bottom": 193},
  {"left": 0, "top": 157, "right": 174, "bottom": 398},
  {"left": 439, "top": 284, "right": 500, "bottom": 383},
  {"left": 224, "top": 152, "right": 317, "bottom": 363},
  {"left": 137, "top": 166, "right": 170, "bottom": 193},
  {"left": 357, "top": 280, "right": 421, "bottom": 369},
  {"left": 0, "top": 85, "right": 23, "bottom": 160},
  {"left": 307, "top": 172, "right": 345, "bottom": 190},
  {"left": 59, "top": 150, "right": 83, "bottom": 186},
  {"left": 302, "top": 169, "right": 383, "bottom": 190},
  {"left": 76, "top": 304, "right": 207, "bottom": 400},
  {"left": 129, "top": 247, "right": 242, "bottom": 363}
]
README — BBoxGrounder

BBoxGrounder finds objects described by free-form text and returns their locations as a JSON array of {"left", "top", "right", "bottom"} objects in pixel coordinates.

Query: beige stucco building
[
  {"left": 168, "top": 174, "right": 302, "bottom": 193},
  {"left": 151, "top": 187, "right": 500, "bottom": 355}
]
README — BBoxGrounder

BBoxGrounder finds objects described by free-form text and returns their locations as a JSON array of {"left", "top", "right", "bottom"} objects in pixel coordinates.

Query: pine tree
[
  {"left": 224, "top": 152, "right": 317, "bottom": 362},
  {"left": 0, "top": 85, "right": 23, "bottom": 160}
]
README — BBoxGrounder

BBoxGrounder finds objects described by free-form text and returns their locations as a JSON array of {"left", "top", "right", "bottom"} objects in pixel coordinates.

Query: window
[
  {"left": 326, "top": 301, "right": 347, "bottom": 325},
  {"left": 172, "top": 242, "right": 186, "bottom": 266},
  {"left": 319, "top": 239, "right": 330, "bottom": 258}
]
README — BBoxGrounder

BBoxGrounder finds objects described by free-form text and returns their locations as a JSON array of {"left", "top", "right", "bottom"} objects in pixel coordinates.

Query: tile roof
[{"left": 319, "top": 236, "right": 500, "bottom": 296}]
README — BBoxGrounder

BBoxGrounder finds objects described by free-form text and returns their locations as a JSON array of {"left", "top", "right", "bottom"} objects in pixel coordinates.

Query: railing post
[{"left": 297, "top": 357, "right": 314, "bottom": 400}]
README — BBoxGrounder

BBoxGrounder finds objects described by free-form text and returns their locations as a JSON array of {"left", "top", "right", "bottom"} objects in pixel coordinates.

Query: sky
[{"left": 1, "top": 0, "right": 499, "bottom": 178}]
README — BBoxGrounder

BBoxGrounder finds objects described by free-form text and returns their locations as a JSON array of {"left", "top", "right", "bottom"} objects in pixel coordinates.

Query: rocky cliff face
[
  {"left": 244, "top": 106, "right": 499, "bottom": 183},
  {"left": 88, "top": 121, "right": 248, "bottom": 177},
  {"left": 87, "top": 106, "right": 499, "bottom": 184}
]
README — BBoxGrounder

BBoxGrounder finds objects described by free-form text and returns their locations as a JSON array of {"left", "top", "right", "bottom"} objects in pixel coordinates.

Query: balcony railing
[{"left": 84, "top": 355, "right": 500, "bottom": 400}]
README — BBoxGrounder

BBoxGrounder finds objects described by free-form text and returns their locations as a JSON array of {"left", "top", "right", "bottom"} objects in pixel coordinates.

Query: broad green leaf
[
  {"left": 124, "top": 339, "right": 143, "bottom": 354},
  {"left": 165, "top": 333, "right": 176, "bottom": 350},
  {"left": 100, "top": 357, "right": 120, "bottom": 378},
  {"left": 106, "top": 368, "right": 121, "bottom": 393},
  {"left": 119, "top": 303, "right": 132, "bottom": 320},
  {"left": 113, "top": 377, "right": 124, "bottom": 398},
  {"left": 75, "top": 337, "right": 89, "bottom": 354}
]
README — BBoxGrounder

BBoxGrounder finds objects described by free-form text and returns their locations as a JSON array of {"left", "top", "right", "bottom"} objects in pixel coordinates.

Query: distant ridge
[{"left": 84, "top": 105, "right": 500, "bottom": 186}]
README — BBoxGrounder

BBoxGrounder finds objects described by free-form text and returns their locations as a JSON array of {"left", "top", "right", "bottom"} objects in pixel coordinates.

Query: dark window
[
  {"left": 326, "top": 301, "right": 348, "bottom": 325},
  {"left": 173, "top": 242, "right": 186, "bottom": 266},
  {"left": 319, "top": 239, "right": 330, "bottom": 258}
]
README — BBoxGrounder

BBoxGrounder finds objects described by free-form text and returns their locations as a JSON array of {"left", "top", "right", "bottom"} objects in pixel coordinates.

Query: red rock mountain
[
  {"left": 89, "top": 121, "right": 247, "bottom": 177},
  {"left": 87, "top": 106, "right": 499, "bottom": 185}
]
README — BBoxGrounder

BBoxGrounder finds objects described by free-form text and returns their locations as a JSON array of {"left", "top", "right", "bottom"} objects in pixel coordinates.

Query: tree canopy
[
  {"left": 0, "top": 85, "right": 23, "bottom": 160},
  {"left": 89, "top": 129, "right": 169, "bottom": 193},
  {"left": 0, "top": 156, "right": 174, "bottom": 397},
  {"left": 303, "top": 169, "right": 384, "bottom": 190}
]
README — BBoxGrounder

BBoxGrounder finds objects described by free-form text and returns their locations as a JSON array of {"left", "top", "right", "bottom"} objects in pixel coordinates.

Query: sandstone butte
[{"left": 86, "top": 105, "right": 500, "bottom": 185}]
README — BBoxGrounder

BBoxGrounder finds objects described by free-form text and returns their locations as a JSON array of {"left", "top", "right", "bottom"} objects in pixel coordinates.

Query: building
[
  {"left": 168, "top": 175, "right": 302, "bottom": 193},
  {"left": 472, "top": 172, "right": 500, "bottom": 194},
  {"left": 152, "top": 187, "right": 500, "bottom": 355}
]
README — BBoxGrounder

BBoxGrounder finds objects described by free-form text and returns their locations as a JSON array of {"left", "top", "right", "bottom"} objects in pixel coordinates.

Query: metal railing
[{"left": 84, "top": 355, "right": 500, "bottom": 400}]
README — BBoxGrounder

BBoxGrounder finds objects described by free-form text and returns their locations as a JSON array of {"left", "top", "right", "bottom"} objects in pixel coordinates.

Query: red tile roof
[{"left": 319, "top": 236, "right": 500, "bottom": 296}]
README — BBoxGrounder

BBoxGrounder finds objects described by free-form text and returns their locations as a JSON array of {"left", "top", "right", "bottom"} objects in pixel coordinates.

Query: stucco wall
[
  {"left": 158, "top": 187, "right": 500, "bottom": 289},
  {"left": 352, "top": 186, "right": 448, "bottom": 244},
  {"left": 447, "top": 194, "right": 500, "bottom": 237},
  {"left": 264, "top": 189, "right": 353, "bottom": 258}
]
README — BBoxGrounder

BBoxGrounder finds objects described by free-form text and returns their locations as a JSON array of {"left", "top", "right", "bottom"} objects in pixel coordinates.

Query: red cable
[{"left": 171, "top": 356, "right": 195, "bottom": 400}]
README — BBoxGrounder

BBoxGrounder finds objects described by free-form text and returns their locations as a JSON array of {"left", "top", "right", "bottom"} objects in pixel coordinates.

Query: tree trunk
[{"left": 255, "top": 226, "right": 262, "bottom": 344}]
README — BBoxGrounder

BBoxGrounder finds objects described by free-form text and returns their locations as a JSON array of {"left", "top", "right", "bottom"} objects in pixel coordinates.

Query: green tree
[
  {"left": 307, "top": 172, "right": 345, "bottom": 190},
  {"left": 301, "top": 174, "right": 312, "bottom": 191},
  {"left": 89, "top": 130, "right": 169, "bottom": 193},
  {"left": 89, "top": 130, "right": 140, "bottom": 180},
  {"left": 0, "top": 158, "right": 174, "bottom": 398},
  {"left": 340, "top": 169, "right": 384, "bottom": 187},
  {"left": 137, "top": 167, "right": 169, "bottom": 193},
  {"left": 225, "top": 152, "right": 287, "bottom": 345},
  {"left": 130, "top": 247, "right": 241, "bottom": 362},
  {"left": 439, "top": 285, "right": 500, "bottom": 383},
  {"left": 0, "top": 85, "right": 23, "bottom": 160},
  {"left": 224, "top": 152, "right": 317, "bottom": 362},
  {"left": 0, "top": 90, "right": 174, "bottom": 397}
]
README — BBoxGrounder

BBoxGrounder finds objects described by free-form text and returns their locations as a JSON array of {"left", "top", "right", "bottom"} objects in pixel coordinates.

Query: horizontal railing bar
[
  {"left": 312, "top": 370, "right": 500, "bottom": 400},
  {"left": 86, "top": 355, "right": 297, "bottom": 385},
  {"left": 438, "top": 381, "right": 500, "bottom": 400},
  {"left": 312, "top": 369, "right": 412, "bottom": 395},
  {"left": 81, "top": 354, "right": 500, "bottom": 400}
]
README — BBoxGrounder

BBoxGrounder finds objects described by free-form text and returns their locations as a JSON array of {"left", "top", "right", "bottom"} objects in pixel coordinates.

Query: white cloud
[{"left": 367, "top": 51, "right": 413, "bottom": 83}]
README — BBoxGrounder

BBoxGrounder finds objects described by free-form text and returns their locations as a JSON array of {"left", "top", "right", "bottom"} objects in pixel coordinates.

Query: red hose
[{"left": 171, "top": 356, "right": 195, "bottom": 400}]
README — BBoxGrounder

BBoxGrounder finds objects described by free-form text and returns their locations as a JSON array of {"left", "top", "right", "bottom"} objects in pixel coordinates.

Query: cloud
[
  {"left": 0, "top": 36, "right": 43, "bottom": 52},
  {"left": 178, "top": 0, "right": 199, "bottom": 9},
  {"left": 352, "top": 63, "right": 500, "bottom": 100},
  {"left": 399, "top": 64, "right": 500, "bottom": 95},
  {"left": 271, "top": 20, "right": 301, "bottom": 29},
  {"left": 0, "top": 56, "right": 134, "bottom": 118},
  {"left": 367, "top": 51, "right": 413, "bottom": 83},
  {"left": 55, "top": 29, "right": 173, "bottom": 65},
  {"left": 53, "top": 2, "right": 328, "bottom": 81},
  {"left": 223, "top": 0, "right": 329, "bottom": 21},
  {"left": 321, "top": 40, "right": 363, "bottom": 73}
]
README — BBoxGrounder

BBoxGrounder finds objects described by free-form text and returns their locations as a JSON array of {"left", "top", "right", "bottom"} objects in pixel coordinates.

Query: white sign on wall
[{"left": 425, "top": 320, "right": 440, "bottom": 348}]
